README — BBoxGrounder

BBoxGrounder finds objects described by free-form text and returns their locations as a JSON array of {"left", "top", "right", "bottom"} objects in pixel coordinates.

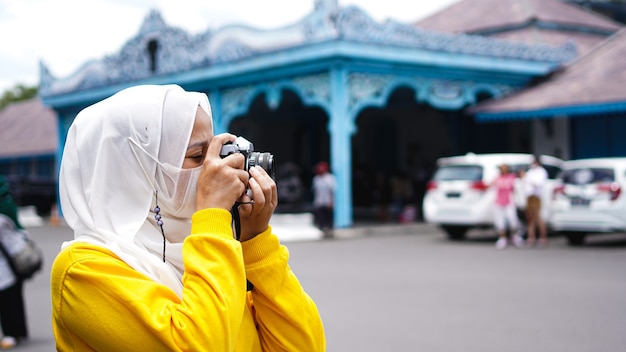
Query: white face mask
[
  {"left": 128, "top": 137, "right": 202, "bottom": 221},
  {"left": 156, "top": 163, "right": 202, "bottom": 221}
]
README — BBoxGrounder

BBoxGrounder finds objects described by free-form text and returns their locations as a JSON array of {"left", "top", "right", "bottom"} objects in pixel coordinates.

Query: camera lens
[{"left": 248, "top": 152, "right": 275, "bottom": 180}]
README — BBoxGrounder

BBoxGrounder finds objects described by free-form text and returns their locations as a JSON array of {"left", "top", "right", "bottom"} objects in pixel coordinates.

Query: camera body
[{"left": 220, "top": 136, "right": 275, "bottom": 180}]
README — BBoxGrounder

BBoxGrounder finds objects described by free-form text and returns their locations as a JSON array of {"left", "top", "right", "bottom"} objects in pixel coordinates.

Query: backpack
[{"left": 0, "top": 214, "right": 43, "bottom": 279}]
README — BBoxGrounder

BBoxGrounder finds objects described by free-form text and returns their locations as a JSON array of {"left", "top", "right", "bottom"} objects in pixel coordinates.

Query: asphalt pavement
[
  {"left": 287, "top": 226, "right": 626, "bottom": 352},
  {"left": 10, "top": 215, "right": 626, "bottom": 351},
  {"left": 11, "top": 214, "right": 428, "bottom": 351}
]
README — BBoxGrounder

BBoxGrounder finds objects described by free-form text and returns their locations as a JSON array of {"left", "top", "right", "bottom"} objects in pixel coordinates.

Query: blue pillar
[
  {"left": 209, "top": 90, "right": 226, "bottom": 134},
  {"left": 329, "top": 65, "right": 354, "bottom": 228}
]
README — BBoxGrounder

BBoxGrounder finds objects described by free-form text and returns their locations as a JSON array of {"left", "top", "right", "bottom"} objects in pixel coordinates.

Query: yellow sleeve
[
  {"left": 241, "top": 228, "right": 326, "bottom": 352},
  {"left": 51, "top": 208, "right": 254, "bottom": 352}
]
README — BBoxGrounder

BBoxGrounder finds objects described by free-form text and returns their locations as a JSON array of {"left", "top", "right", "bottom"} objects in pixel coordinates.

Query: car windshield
[
  {"left": 561, "top": 168, "right": 614, "bottom": 185},
  {"left": 433, "top": 165, "right": 483, "bottom": 181}
]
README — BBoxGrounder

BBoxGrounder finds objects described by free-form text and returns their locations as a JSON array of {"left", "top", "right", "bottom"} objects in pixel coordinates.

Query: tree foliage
[{"left": 0, "top": 84, "right": 38, "bottom": 110}]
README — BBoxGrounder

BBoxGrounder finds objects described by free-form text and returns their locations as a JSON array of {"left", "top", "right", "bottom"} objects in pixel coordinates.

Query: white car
[
  {"left": 423, "top": 153, "right": 563, "bottom": 240},
  {"left": 549, "top": 157, "right": 626, "bottom": 246}
]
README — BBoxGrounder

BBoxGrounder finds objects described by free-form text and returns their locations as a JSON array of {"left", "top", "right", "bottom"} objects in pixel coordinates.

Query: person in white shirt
[
  {"left": 522, "top": 156, "right": 549, "bottom": 247},
  {"left": 312, "top": 162, "right": 336, "bottom": 238}
]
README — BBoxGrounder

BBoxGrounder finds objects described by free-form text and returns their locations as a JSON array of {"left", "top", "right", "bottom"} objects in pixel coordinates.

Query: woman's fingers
[
  {"left": 196, "top": 133, "right": 249, "bottom": 210},
  {"left": 238, "top": 166, "right": 278, "bottom": 241}
]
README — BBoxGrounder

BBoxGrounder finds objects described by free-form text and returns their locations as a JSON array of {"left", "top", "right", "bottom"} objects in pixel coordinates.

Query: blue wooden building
[{"left": 40, "top": 0, "right": 595, "bottom": 227}]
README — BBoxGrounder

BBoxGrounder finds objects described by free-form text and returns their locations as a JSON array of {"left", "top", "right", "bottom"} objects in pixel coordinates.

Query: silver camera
[{"left": 220, "top": 136, "right": 275, "bottom": 180}]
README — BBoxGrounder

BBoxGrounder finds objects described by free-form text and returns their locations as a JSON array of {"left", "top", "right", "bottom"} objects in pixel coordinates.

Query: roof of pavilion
[
  {"left": 416, "top": 0, "right": 623, "bottom": 55},
  {"left": 469, "top": 28, "right": 626, "bottom": 120},
  {"left": 39, "top": 0, "right": 576, "bottom": 98}
]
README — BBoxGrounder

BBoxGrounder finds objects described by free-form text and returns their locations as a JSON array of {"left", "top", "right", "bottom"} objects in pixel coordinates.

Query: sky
[{"left": 0, "top": 0, "right": 459, "bottom": 93}]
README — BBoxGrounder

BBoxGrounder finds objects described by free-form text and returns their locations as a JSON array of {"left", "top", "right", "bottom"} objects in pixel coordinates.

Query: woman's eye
[{"left": 187, "top": 154, "right": 204, "bottom": 161}]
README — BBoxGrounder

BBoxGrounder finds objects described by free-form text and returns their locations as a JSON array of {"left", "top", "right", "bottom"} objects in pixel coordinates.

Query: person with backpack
[{"left": 0, "top": 176, "right": 28, "bottom": 349}]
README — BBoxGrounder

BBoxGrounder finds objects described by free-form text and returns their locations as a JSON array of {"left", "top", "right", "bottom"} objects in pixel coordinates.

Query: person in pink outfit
[{"left": 491, "top": 164, "right": 524, "bottom": 249}]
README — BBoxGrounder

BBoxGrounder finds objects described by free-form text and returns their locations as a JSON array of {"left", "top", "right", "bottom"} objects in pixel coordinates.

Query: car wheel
[
  {"left": 565, "top": 232, "right": 586, "bottom": 246},
  {"left": 442, "top": 225, "right": 468, "bottom": 241}
]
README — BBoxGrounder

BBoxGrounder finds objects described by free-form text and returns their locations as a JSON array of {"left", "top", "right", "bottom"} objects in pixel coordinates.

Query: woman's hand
[
  {"left": 196, "top": 133, "right": 249, "bottom": 211},
  {"left": 237, "top": 166, "right": 278, "bottom": 241}
]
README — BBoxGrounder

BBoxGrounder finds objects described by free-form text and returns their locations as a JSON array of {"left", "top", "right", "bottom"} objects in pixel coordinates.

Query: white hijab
[{"left": 59, "top": 84, "right": 212, "bottom": 298}]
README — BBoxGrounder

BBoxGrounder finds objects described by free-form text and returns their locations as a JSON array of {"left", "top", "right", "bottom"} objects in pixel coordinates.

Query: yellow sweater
[{"left": 50, "top": 208, "right": 325, "bottom": 351}]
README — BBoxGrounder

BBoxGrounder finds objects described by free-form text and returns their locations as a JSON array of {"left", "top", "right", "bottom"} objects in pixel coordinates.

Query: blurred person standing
[
  {"left": 0, "top": 176, "right": 28, "bottom": 349},
  {"left": 491, "top": 165, "right": 524, "bottom": 249},
  {"left": 373, "top": 171, "right": 391, "bottom": 222},
  {"left": 390, "top": 170, "right": 414, "bottom": 223},
  {"left": 312, "top": 161, "right": 336, "bottom": 238},
  {"left": 523, "top": 156, "right": 549, "bottom": 247}
]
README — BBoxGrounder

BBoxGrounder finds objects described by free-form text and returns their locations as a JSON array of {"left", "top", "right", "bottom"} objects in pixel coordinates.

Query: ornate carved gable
[{"left": 40, "top": 0, "right": 576, "bottom": 96}]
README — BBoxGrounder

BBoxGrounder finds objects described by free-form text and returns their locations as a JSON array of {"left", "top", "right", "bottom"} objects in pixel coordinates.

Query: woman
[
  {"left": 0, "top": 177, "right": 28, "bottom": 349},
  {"left": 491, "top": 164, "right": 524, "bottom": 249},
  {"left": 50, "top": 85, "right": 325, "bottom": 351}
]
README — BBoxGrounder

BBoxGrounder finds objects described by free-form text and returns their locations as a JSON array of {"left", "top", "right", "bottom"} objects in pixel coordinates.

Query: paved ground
[
  {"left": 7, "top": 214, "right": 432, "bottom": 351},
  {"left": 287, "top": 227, "right": 626, "bottom": 352},
  {"left": 10, "top": 214, "right": 626, "bottom": 351}
]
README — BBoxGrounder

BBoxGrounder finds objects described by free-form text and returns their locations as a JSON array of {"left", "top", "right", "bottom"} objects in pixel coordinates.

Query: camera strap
[{"left": 231, "top": 202, "right": 254, "bottom": 292}]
